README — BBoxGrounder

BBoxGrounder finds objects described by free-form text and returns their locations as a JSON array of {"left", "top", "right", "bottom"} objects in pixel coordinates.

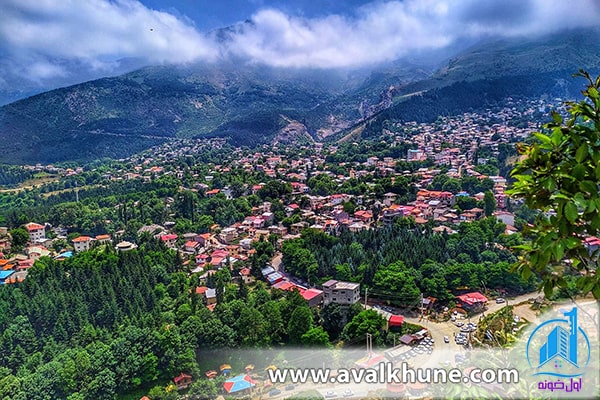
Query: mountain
[
  {"left": 349, "top": 27, "right": 600, "bottom": 140},
  {"left": 0, "top": 61, "right": 426, "bottom": 164},
  {"left": 1, "top": 27, "right": 600, "bottom": 164}
]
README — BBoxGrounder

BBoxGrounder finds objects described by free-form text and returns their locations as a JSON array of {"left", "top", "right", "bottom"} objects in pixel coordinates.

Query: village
[
  {"left": 0, "top": 97, "right": 571, "bottom": 289},
  {"left": 0, "top": 97, "right": 576, "bottom": 399}
]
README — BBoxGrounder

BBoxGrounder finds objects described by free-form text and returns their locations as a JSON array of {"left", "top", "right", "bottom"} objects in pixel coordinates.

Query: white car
[
  {"left": 325, "top": 391, "right": 337, "bottom": 398},
  {"left": 444, "top": 336, "right": 449, "bottom": 343}
]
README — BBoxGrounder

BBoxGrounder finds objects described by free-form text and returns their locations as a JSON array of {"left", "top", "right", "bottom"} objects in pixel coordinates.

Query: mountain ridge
[{"left": 1, "top": 27, "right": 600, "bottom": 164}]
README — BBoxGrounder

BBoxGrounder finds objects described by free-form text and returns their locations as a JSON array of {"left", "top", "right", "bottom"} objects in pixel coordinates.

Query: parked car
[
  {"left": 325, "top": 391, "right": 337, "bottom": 398},
  {"left": 496, "top": 298, "right": 506, "bottom": 304},
  {"left": 343, "top": 389, "right": 354, "bottom": 397},
  {"left": 285, "top": 384, "right": 296, "bottom": 391},
  {"left": 444, "top": 336, "right": 449, "bottom": 343},
  {"left": 269, "top": 389, "right": 282, "bottom": 397}
]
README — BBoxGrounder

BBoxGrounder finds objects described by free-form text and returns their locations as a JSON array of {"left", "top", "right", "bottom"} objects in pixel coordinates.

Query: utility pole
[
  {"left": 75, "top": 181, "right": 79, "bottom": 203},
  {"left": 366, "top": 333, "right": 372, "bottom": 358},
  {"left": 420, "top": 292, "right": 424, "bottom": 321},
  {"left": 364, "top": 287, "right": 368, "bottom": 308}
]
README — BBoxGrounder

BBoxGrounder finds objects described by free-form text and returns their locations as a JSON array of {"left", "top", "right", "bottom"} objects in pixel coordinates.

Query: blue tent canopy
[{"left": 223, "top": 374, "right": 257, "bottom": 393}]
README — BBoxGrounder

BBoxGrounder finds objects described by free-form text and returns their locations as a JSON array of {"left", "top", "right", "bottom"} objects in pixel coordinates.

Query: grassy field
[{"left": 0, "top": 173, "right": 59, "bottom": 193}]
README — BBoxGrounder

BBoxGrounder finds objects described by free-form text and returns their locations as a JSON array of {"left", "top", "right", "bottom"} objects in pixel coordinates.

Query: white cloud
[
  {"left": 0, "top": 0, "right": 218, "bottom": 82},
  {"left": 0, "top": 0, "right": 599, "bottom": 88},
  {"left": 225, "top": 0, "right": 600, "bottom": 68}
]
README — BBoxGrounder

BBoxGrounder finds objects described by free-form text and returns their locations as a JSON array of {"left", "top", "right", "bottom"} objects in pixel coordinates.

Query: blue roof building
[{"left": 0, "top": 270, "right": 15, "bottom": 284}]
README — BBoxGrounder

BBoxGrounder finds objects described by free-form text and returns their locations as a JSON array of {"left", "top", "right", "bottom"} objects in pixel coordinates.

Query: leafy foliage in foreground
[{"left": 509, "top": 71, "right": 600, "bottom": 299}]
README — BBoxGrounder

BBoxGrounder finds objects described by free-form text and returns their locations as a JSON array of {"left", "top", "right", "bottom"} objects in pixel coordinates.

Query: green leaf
[
  {"left": 533, "top": 132, "right": 552, "bottom": 145},
  {"left": 552, "top": 243, "right": 564, "bottom": 261},
  {"left": 575, "top": 142, "right": 589, "bottom": 162},
  {"left": 579, "top": 180, "right": 598, "bottom": 195},
  {"left": 564, "top": 237, "right": 580, "bottom": 249},
  {"left": 572, "top": 164, "right": 586, "bottom": 180},
  {"left": 551, "top": 111, "right": 563, "bottom": 124},
  {"left": 543, "top": 282, "right": 554, "bottom": 298},
  {"left": 564, "top": 202, "right": 578, "bottom": 223},
  {"left": 593, "top": 284, "right": 600, "bottom": 300}
]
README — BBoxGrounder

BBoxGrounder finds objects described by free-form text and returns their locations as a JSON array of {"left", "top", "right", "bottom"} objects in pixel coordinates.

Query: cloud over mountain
[{"left": 1, "top": 0, "right": 599, "bottom": 95}]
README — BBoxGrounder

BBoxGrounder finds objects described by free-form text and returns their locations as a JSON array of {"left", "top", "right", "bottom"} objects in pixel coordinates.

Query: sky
[{"left": 1, "top": 0, "right": 600, "bottom": 102}]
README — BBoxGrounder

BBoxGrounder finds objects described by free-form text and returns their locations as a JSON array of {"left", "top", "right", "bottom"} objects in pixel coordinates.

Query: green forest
[
  {"left": 282, "top": 219, "right": 534, "bottom": 304},
  {"left": 0, "top": 237, "right": 402, "bottom": 399}
]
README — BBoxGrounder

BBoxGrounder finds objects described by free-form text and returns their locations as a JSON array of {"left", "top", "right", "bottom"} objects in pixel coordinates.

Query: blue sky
[
  {"left": 1, "top": 0, "right": 600, "bottom": 102},
  {"left": 138, "top": 1, "right": 374, "bottom": 31}
]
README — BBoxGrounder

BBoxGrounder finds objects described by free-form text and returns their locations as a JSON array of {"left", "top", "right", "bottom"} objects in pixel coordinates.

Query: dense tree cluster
[
  {"left": 0, "top": 165, "right": 34, "bottom": 187},
  {"left": 282, "top": 219, "right": 533, "bottom": 305},
  {"left": 0, "top": 238, "right": 382, "bottom": 399}
]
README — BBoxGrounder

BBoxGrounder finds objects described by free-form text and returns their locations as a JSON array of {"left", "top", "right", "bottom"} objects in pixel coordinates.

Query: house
[
  {"left": 300, "top": 288, "right": 324, "bottom": 307},
  {"left": 456, "top": 291, "right": 488, "bottom": 312},
  {"left": 27, "top": 246, "right": 50, "bottom": 259},
  {"left": 219, "top": 227, "right": 238, "bottom": 244},
  {"left": 205, "top": 288, "right": 217, "bottom": 305},
  {"left": 348, "top": 222, "right": 367, "bottom": 232},
  {"left": 72, "top": 236, "right": 93, "bottom": 252},
  {"left": 173, "top": 373, "right": 193, "bottom": 390},
  {"left": 195, "top": 286, "right": 209, "bottom": 301},
  {"left": 254, "top": 229, "right": 269, "bottom": 241},
  {"left": 24, "top": 223, "right": 45, "bottom": 242},
  {"left": 266, "top": 272, "right": 284, "bottom": 285},
  {"left": 354, "top": 210, "right": 373, "bottom": 224},
  {"left": 0, "top": 237, "right": 11, "bottom": 253},
  {"left": 226, "top": 245, "right": 241, "bottom": 258},
  {"left": 388, "top": 315, "right": 405, "bottom": 332},
  {"left": 115, "top": 241, "right": 137, "bottom": 252},
  {"left": 184, "top": 241, "right": 201, "bottom": 253},
  {"left": 0, "top": 270, "right": 15, "bottom": 285},
  {"left": 381, "top": 205, "right": 407, "bottom": 224},
  {"left": 269, "top": 225, "right": 287, "bottom": 236},
  {"left": 383, "top": 192, "right": 397, "bottom": 206},
  {"left": 290, "top": 222, "right": 309, "bottom": 235},
  {"left": 196, "top": 233, "right": 214, "bottom": 247},
  {"left": 322, "top": 279, "right": 360, "bottom": 305},
  {"left": 95, "top": 234, "right": 112, "bottom": 244},
  {"left": 160, "top": 234, "right": 178, "bottom": 249},
  {"left": 239, "top": 267, "right": 254, "bottom": 284},
  {"left": 493, "top": 211, "right": 515, "bottom": 227},
  {"left": 206, "top": 188, "right": 220, "bottom": 197}
]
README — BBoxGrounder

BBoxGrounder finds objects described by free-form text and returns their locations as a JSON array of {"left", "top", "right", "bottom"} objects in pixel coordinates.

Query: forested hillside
[{"left": 0, "top": 240, "right": 345, "bottom": 399}]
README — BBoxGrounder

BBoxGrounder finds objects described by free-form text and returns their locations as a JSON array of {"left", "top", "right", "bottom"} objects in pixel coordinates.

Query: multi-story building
[
  {"left": 322, "top": 279, "right": 360, "bottom": 305},
  {"left": 72, "top": 236, "right": 93, "bottom": 252},
  {"left": 24, "top": 223, "right": 45, "bottom": 243}
]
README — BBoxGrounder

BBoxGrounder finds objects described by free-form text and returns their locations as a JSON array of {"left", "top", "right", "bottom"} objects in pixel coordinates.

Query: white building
[
  {"left": 24, "top": 223, "right": 45, "bottom": 243},
  {"left": 72, "top": 236, "right": 93, "bottom": 252},
  {"left": 322, "top": 279, "right": 361, "bottom": 305}
]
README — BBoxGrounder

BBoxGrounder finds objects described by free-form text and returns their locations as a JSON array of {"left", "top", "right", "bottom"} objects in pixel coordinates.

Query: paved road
[{"left": 402, "top": 292, "right": 541, "bottom": 368}]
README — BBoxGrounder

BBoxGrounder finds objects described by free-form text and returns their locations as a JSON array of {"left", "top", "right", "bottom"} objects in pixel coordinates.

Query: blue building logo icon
[{"left": 526, "top": 307, "right": 591, "bottom": 378}]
